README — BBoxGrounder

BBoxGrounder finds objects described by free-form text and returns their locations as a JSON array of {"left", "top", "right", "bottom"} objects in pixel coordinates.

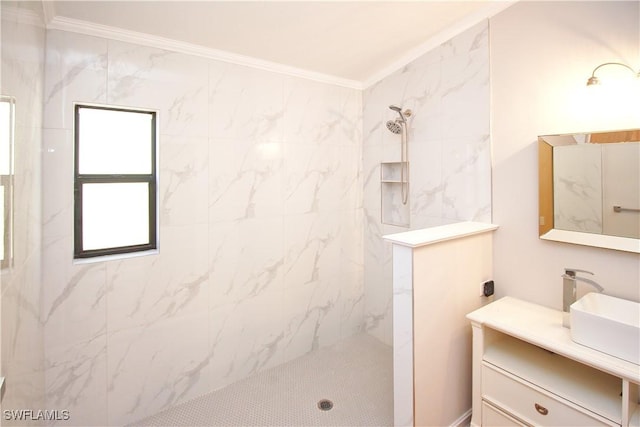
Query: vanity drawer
[
  {"left": 482, "top": 363, "right": 617, "bottom": 426},
  {"left": 482, "top": 401, "right": 528, "bottom": 426}
]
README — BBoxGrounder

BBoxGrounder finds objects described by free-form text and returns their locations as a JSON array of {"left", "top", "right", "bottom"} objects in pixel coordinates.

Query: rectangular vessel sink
[{"left": 570, "top": 292, "right": 640, "bottom": 365}]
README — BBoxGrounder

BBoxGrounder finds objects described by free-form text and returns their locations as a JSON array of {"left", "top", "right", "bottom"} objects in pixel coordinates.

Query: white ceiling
[{"left": 47, "top": 1, "right": 513, "bottom": 86}]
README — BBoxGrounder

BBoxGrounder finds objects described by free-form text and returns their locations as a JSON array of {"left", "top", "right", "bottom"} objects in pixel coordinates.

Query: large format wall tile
[
  {"left": 1, "top": 4, "right": 46, "bottom": 422},
  {"left": 209, "top": 139, "right": 284, "bottom": 223},
  {"left": 159, "top": 136, "right": 209, "bottom": 226},
  {"left": 362, "top": 21, "right": 491, "bottom": 345},
  {"left": 208, "top": 288, "right": 285, "bottom": 391},
  {"left": 45, "top": 336, "right": 108, "bottom": 427},
  {"left": 107, "top": 224, "right": 210, "bottom": 333},
  {"left": 107, "top": 313, "right": 211, "bottom": 426},
  {"left": 44, "top": 30, "right": 108, "bottom": 130},
  {"left": 42, "top": 28, "right": 363, "bottom": 425},
  {"left": 107, "top": 41, "right": 209, "bottom": 138},
  {"left": 209, "top": 62, "right": 285, "bottom": 141}
]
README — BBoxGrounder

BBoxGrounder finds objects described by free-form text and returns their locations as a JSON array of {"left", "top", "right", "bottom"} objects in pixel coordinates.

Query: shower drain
[{"left": 317, "top": 399, "right": 334, "bottom": 411}]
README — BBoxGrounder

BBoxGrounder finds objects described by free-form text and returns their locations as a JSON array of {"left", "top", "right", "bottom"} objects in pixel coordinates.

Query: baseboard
[{"left": 450, "top": 408, "right": 472, "bottom": 427}]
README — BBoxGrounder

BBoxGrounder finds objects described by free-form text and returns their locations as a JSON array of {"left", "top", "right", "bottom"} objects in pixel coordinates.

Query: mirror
[{"left": 538, "top": 129, "right": 640, "bottom": 253}]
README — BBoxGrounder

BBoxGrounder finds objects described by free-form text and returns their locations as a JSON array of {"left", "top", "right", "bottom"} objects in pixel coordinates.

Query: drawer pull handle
[{"left": 535, "top": 403, "right": 549, "bottom": 416}]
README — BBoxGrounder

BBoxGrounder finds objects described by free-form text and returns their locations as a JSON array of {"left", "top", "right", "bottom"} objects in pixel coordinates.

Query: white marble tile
[
  {"left": 1, "top": 5, "right": 46, "bottom": 420},
  {"left": 209, "top": 61, "right": 284, "bottom": 141},
  {"left": 42, "top": 237, "right": 107, "bottom": 350},
  {"left": 440, "top": 50, "right": 490, "bottom": 139},
  {"left": 282, "top": 276, "right": 342, "bottom": 363},
  {"left": 1, "top": 361, "right": 45, "bottom": 427},
  {"left": 283, "top": 213, "right": 346, "bottom": 288},
  {"left": 41, "top": 128, "right": 73, "bottom": 258},
  {"left": 284, "top": 76, "right": 361, "bottom": 146},
  {"left": 45, "top": 336, "right": 108, "bottom": 427},
  {"left": 284, "top": 143, "right": 359, "bottom": 215},
  {"left": 209, "top": 218, "right": 284, "bottom": 309},
  {"left": 363, "top": 210, "right": 384, "bottom": 262},
  {"left": 442, "top": 135, "right": 492, "bottom": 222},
  {"left": 44, "top": 30, "right": 108, "bottom": 130},
  {"left": 9, "top": 124, "right": 42, "bottom": 271},
  {"left": 107, "top": 40, "right": 209, "bottom": 138},
  {"left": 208, "top": 290, "right": 285, "bottom": 391},
  {"left": 159, "top": 135, "right": 209, "bottom": 226},
  {"left": 440, "top": 20, "right": 489, "bottom": 60},
  {"left": 1, "top": 14, "right": 45, "bottom": 131},
  {"left": 209, "top": 139, "right": 284, "bottom": 222},
  {"left": 281, "top": 210, "right": 363, "bottom": 358},
  {"left": 107, "top": 313, "right": 211, "bottom": 426},
  {"left": 340, "top": 208, "right": 365, "bottom": 273},
  {"left": 363, "top": 246, "right": 393, "bottom": 346},
  {"left": 107, "top": 224, "right": 209, "bottom": 333},
  {"left": 381, "top": 182, "right": 410, "bottom": 227},
  {"left": 409, "top": 139, "right": 444, "bottom": 222},
  {"left": 339, "top": 268, "right": 365, "bottom": 339},
  {"left": 2, "top": 261, "right": 43, "bottom": 368},
  {"left": 403, "top": 61, "right": 443, "bottom": 143}
]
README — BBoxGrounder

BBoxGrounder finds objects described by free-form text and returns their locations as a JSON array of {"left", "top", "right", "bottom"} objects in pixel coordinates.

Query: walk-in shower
[{"left": 386, "top": 105, "right": 412, "bottom": 204}]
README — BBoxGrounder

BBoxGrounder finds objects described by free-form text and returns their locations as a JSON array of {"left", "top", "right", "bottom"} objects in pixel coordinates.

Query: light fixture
[{"left": 586, "top": 62, "right": 640, "bottom": 86}]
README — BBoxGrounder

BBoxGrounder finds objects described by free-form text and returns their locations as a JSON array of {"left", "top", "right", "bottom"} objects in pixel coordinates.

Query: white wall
[
  {"left": 41, "top": 30, "right": 363, "bottom": 426},
  {"left": 491, "top": 1, "right": 640, "bottom": 306},
  {"left": 0, "top": 2, "right": 46, "bottom": 423}
]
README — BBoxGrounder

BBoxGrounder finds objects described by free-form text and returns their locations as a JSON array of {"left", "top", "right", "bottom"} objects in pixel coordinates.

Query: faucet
[{"left": 562, "top": 268, "right": 604, "bottom": 327}]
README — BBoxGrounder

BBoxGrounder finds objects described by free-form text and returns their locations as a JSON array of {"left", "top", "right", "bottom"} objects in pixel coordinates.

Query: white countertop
[
  {"left": 383, "top": 221, "right": 498, "bottom": 248},
  {"left": 467, "top": 296, "right": 640, "bottom": 383}
]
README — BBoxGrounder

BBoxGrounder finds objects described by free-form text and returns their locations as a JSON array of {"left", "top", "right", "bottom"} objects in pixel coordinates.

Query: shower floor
[{"left": 132, "top": 333, "right": 393, "bottom": 426}]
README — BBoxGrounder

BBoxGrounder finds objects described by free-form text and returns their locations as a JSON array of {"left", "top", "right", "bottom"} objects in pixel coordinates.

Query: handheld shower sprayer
[{"left": 385, "top": 104, "right": 412, "bottom": 205}]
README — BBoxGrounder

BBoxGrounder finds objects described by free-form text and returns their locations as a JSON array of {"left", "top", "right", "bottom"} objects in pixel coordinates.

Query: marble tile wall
[
  {"left": 42, "top": 30, "right": 363, "bottom": 426},
  {"left": 362, "top": 21, "right": 491, "bottom": 345},
  {"left": 1, "top": 2, "right": 46, "bottom": 425}
]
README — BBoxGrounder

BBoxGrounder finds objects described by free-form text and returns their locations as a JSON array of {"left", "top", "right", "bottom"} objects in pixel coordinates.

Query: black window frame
[{"left": 74, "top": 104, "right": 158, "bottom": 259}]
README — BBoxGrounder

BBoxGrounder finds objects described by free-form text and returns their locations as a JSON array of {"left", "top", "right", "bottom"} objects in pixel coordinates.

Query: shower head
[
  {"left": 389, "top": 105, "right": 402, "bottom": 113},
  {"left": 386, "top": 119, "right": 403, "bottom": 134}
]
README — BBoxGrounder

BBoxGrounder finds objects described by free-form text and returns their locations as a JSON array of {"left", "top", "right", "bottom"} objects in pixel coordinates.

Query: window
[
  {"left": 1, "top": 96, "right": 15, "bottom": 269},
  {"left": 74, "top": 104, "right": 157, "bottom": 259}
]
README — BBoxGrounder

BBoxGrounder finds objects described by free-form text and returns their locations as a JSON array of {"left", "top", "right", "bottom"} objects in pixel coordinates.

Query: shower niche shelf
[{"left": 381, "top": 162, "right": 410, "bottom": 227}]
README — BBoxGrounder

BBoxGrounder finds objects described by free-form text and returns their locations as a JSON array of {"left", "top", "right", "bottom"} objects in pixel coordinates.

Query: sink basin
[{"left": 570, "top": 292, "right": 640, "bottom": 365}]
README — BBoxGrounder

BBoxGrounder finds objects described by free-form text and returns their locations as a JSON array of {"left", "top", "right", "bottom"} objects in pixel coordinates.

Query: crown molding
[
  {"left": 44, "top": 1, "right": 517, "bottom": 92},
  {"left": 41, "top": 0, "right": 56, "bottom": 26},
  {"left": 362, "top": 0, "right": 518, "bottom": 89},
  {"left": 46, "top": 15, "right": 364, "bottom": 90}
]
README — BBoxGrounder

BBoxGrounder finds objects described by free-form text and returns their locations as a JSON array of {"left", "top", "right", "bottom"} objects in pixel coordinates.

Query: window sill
[{"left": 73, "top": 248, "right": 159, "bottom": 265}]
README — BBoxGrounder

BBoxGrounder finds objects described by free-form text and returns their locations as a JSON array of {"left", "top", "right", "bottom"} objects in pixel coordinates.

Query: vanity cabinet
[{"left": 467, "top": 297, "right": 640, "bottom": 427}]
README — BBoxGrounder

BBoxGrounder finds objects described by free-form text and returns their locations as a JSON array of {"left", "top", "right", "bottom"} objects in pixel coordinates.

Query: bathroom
[{"left": 1, "top": 1, "right": 639, "bottom": 426}]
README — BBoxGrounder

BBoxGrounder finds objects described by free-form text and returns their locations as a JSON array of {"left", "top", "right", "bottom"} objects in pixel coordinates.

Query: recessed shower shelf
[
  {"left": 381, "top": 162, "right": 410, "bottom": 228},
  {"left": 381, "top": 162, "right": 408, "bottom": 182}
]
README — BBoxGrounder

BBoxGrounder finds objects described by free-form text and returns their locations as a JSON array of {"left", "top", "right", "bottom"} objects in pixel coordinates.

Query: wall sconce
[{"left": 586, "top": 62, "right": 640, "bottom": 86}]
